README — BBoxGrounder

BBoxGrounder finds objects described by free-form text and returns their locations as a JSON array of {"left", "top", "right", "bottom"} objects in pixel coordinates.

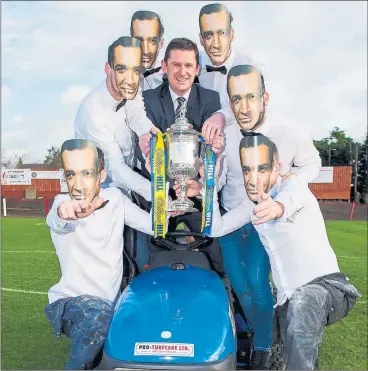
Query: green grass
[
  {"left": 319, "top": 221, "right": 367, "bottom": 370},
  {"left": 1, "top": 218, "right": 367, "bottom": 370},
  {"left": 1, "top": 218, "right": 69, "bottom": 369}
]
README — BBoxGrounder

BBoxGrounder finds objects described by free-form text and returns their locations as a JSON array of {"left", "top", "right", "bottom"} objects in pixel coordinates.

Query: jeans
[
  {"left": 219, "top": 223, "right": 273, "bottom": 351},
  {"left": 276, "top": 273, "right": 359, "bottom": 370},
  {"left": 45, "top": 295, "right": 114, "bottom": 370}
]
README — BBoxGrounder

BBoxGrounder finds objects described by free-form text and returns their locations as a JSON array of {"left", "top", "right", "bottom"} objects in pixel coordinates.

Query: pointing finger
[{"left": 256, "top": 177, "right": 264, "bottom": 204}]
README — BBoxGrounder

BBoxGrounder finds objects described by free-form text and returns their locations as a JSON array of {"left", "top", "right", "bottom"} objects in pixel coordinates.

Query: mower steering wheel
[{"left": 151, "top": 231, "right": 213, "bottom": 251}]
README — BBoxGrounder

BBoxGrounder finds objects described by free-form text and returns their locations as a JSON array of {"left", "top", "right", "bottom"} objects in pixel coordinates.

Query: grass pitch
[{"left": 1, "top": 218, "right": 367, "bottom": 370}]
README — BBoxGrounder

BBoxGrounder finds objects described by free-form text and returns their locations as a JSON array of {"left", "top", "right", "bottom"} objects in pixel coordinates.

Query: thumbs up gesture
[{"left": 252, "top": 177, "right": 284, "bottom": 225}]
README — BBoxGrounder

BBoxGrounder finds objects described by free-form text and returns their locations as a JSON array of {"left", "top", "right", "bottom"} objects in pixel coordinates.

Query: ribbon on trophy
[
  {"left": 199, "top": 136, "right": 216, "bottom": 236},
  {"left": 150, "top": 132, "right": 216, "bottom": 238},
  {"left": 150, "top": 132, "right": 167, "bottom": 238}
]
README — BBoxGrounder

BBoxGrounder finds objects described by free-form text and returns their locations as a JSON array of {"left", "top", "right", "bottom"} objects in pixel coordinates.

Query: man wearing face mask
[
  {"left": 197, "top": 3, "right": 253, "bottom": 110},
  {"left": 209, "top": 134, "right": 359, "bottom": 370},
  {"left": 75, "top": 36, "right": 158, "bottom": 202},
  {"left": 179, "top": 65, "right": 321, "bottom": 369},
  {"left": 44, "top": 139, "right": 161, "bottom": 370},
  {"left": 130, "top": 10, "right": 165, "bottom": 90}
]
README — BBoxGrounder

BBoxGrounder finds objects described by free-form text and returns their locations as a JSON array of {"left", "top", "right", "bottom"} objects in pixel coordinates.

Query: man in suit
[
  {"left": 141, "top": 37, "right": 226, "bottom": 275},
  {"left": 142, "top": 37, "right": 222, "bottom": 132},
  {"left": 137, "top": 35, "right": 226, "bottom": 168}
]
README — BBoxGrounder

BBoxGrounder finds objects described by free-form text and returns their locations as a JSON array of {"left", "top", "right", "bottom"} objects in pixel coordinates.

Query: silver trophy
[{"left": 166, "top": 104, "right": 200, "bottom": 212}]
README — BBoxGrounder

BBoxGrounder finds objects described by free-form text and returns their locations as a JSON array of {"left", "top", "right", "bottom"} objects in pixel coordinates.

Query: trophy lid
[{"left": 168, "top": 101, "right": 196, "bottom": 132}]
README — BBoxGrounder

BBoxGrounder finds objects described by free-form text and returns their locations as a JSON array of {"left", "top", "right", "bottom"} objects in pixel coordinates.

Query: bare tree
[{"left": 1, "top": 151, "right": 28, "bottom": 169}]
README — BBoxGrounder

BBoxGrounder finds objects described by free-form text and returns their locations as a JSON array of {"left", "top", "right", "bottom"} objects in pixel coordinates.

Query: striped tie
[{"left": 175, "top": 97, "right": 186, "bottom": 120}]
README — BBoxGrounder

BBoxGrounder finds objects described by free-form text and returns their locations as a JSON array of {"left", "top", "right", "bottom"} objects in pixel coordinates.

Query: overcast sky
[{"left": 1, "top": 1, "right": 367, "bottom": 163}]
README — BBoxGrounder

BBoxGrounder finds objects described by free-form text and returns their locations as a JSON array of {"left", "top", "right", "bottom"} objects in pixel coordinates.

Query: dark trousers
[
  {"left": 168, "top": 210, "right": 234, "bottom": 311},
  {"left": 168, "top": 210, "right": 226, "bottom": 276},
  {"left": 134, "top": 212, "right": 226, "bottom": 277}
]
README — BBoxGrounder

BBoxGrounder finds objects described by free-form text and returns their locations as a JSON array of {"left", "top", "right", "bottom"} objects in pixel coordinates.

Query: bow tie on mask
[
  {"left": 206, "top": 65, "right": 227, "bottom": 75},
  {"left": 116, "top": 99, "right": 127, "bottom": 112},
  {"left": 143, "top": 66, "right": 161, "bottom": 78},
  {"left": 240, "top": 130, "right": 260, "bottom": 138}
]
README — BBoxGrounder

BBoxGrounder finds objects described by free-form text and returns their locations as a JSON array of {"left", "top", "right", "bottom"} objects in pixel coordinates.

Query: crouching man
[
  {"left": 45, "top": 139, "right": 160, "bottom": 370},
  {"left": 184, "top": 133, "right": 360, "bottom": 370}
]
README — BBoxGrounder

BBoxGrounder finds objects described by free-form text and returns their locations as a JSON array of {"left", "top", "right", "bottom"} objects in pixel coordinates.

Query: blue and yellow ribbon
[
  {"left": 200, "top": 137, "right": 216, "bottom": 236},
  {"left": 151, "top": 133, "right": 215, "bottom": 238},
  {"left": 150, "top": 132, "right": 167, "bottom": 238}
]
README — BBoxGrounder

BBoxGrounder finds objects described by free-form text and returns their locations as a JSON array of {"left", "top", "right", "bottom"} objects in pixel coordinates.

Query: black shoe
[{"left": 251, "top": 349, "right": 271, "bottom": 370}]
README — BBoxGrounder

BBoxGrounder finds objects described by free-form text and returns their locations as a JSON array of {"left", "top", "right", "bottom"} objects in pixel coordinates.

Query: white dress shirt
[
  {"left": 140, "top": 49, "right": 165, "bottom": 91},
  {"left": 168, "top": 86, "right": 191, "bottom": 111},
  {"left": 210, "top": 177, "right": 340, "bottom": 307},
  {"left": 199, "top": 46, "right": 253, "bottom": 108},
  {"left": 217, "top": 118, "right": 321, "bottom": 211},
  {"left": 74, "top": 81, "right": 153, "bottom": 201},
  {"left": 46, "top": 187, "right": 155, "bottom": 306}
]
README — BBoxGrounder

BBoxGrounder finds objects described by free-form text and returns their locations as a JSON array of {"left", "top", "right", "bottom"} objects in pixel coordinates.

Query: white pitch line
[
  {"left": 1, "top": 287, "right": 48, "bottom": 295},
  {"left": 1, "top": 251, "right": 54, "bottom": 253},
  {"left": 337, "top": 256, "right": 367, "bottom": 259}
]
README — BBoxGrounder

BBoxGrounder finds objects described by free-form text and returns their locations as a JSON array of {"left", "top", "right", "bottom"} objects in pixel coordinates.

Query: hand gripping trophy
[
  {"left": 166, "top": 104, "right": 200, "bottom": 211},
  {"left": 150, "top": 104, "right": 216, "bottom": 238}
]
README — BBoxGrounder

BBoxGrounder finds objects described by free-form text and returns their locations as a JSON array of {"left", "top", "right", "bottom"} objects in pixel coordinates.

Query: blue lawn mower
[{"left": 98, "top": 231, "right": 257, "bottom": 370}]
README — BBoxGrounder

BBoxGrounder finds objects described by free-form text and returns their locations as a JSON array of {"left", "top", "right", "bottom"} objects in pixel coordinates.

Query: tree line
[
  {"left": 3, "top": 127, "right": 367, "bottom": 202},
  {"left": 313, "top": 127, "right": 367, "bottom": 202}
]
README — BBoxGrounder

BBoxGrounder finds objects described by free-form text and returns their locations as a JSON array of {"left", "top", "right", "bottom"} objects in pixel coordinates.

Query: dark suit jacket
[
  {"left": 142, "top": 80, "right": 221, "bottom": 132},
  {"left": 135, "top": 81, "right": 221, "bottom": 210}
]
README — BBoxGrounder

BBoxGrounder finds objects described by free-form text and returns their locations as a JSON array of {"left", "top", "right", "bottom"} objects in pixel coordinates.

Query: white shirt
[
  {"left": 210, "top": 177, "right": 340, "bottom": 307},
  {"left": 74, "top": 81, "right": 153, "bottom": 201},
  {"left": 140, "top": 49, "right": 165, "bottom": 91},
  {"left": 46, "top": 187, "right": 155, "bottom": 305},
  {"left": 218, "top": 118, "right": 322, "bottom": 211},
  {"left": 199, "top": 47, "right": 253, "bottom": 108},
  {"left": 168, "top": 86, "right": 191, "bottom": 112}
]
